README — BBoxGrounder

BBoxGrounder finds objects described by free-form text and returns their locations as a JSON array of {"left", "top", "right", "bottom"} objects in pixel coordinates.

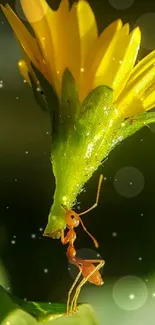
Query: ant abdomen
[{"left": 81, "top": 262, "right": 104, "bottom": 286}]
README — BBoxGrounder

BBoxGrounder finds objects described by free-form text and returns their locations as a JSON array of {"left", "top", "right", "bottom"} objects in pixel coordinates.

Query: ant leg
[
  {"left": 70, "top": 260, "right": 105, "bottom": 313},
  {"left": 71, "top": 260, "right": 104, "bottom": 313},
  {"left": 66, "top": 267, "right": 82, "bottom": 314},
  {"left": 61, "top": 229, "right": 69, "bottom": 245},
  {"left": 79, "top": 174, "right": 103, "bottom": 216},
  {"left": 61, "top": 229, "right": 72, "bottom": 245},
  {"left": 61, "top": 229, "right": 65, "bottom": 244},
  {"left": 75, "top": 258, "right": 105, "bottom": 265},
  {"left": 78, "top": 216, "right": 99, "bottom": 248},
  {"left": 74, "top": 174, "right": 103, "bottom": 248}
]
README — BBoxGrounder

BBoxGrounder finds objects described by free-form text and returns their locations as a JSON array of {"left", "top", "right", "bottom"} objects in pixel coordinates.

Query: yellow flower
[
  {"left": 2, "top": 0, "right": 155, "bottom": 239},
  {"left": 1, "top": 0, "right": 155, "bottom": 120}
]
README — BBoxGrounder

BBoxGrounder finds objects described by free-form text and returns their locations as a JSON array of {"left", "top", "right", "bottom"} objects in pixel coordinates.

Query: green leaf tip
[
  {"left": 111, "top": 110, "right": 155, "bottom": 149},
  {"left": 81, "top": 84, "right": 113, "bottom": 114},
  {"left": 61, "top": 68, "right": 80, "bottom": 117}
]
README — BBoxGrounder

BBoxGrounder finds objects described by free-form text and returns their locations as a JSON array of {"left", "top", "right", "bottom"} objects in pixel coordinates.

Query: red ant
[{"left": 61, "top": 174, "right": 105, "bottom": 314}]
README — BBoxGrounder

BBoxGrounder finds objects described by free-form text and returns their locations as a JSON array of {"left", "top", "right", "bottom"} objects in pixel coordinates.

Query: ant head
[
  {"left": 61, "top": 204, "right": 79, "bottom": 227},
  {"left": 71, "top": 217, "right": 79, "bottom": 228},
  {"left": 67, "top": 210, "right": 79, "bottom": 227}
]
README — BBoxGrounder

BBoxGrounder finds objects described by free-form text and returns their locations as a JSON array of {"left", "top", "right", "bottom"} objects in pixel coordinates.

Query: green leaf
[
  {"left": 13, "top": 298, "right": 66, "bottom": 321},
  {"left": 28, "top": 72, "right": 49, "bottom": 112},
  {"left": 0, "top": 286, "right": 99, "bottom": 325},
  {"left": 113, "top": 111, "right": 155, "bottom": 146},
  {"left": 44, "top": 86, "right": 115, "bottom": 237},
  {"left": 79, "top": 85, "right": 114, "bottom": 138},
  {"left": 30, "top": 63, "right": 59, "bottom": 136},
  {"left": 60, "top": 69, "right": 80, "bottom": 125},
  {"left": 0, "top": 286, "right": 17, "bottom": 324},
  {"left": 81, "top": 85, "right": 113, "bottom": 115}
]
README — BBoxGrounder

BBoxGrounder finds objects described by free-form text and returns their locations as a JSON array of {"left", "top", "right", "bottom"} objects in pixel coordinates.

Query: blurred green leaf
[
  {"left": 0, "top": 286, "right": 99, "bottom": 325},
  {"left": 0, "top": 260, "right": 10, "bottom": 290},
  {"left": 13, "top": 298, "right": 66, "bottom": 321},
  {"left": 0, "top": 286, "right": 17, "bottom": 324}
]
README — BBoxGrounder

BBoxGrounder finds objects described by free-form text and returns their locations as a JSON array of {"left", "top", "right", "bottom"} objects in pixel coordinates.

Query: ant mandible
[{"left": 61, "top": 174, "right": 105, "bottom": 314}]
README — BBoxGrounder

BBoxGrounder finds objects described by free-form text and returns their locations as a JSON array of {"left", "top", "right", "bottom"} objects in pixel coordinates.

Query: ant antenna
[
  {"left": 79, "top": 174, "right": 103, "bottom": 216},
  {"left": 78, "top": 174, "right": 103, "bottom": 247}
]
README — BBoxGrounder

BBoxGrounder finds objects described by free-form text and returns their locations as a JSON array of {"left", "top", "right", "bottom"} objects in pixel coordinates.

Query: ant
[{"left": 61, "top": 174, "right": 105, "bottom": 314}]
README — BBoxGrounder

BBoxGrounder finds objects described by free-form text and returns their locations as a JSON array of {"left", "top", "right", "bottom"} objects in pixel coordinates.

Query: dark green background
[{"left": 0, "top": 0, "right": 155, "bottom": 323}]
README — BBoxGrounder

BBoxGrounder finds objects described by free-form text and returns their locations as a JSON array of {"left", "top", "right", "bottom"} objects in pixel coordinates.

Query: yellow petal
[
  {"left": 80, "top": 19, "right": 123, "bottom": 101},
  {"left": 142, "top": 89, "right": 155, "bottom": 111},
  {"left": 116, "top": 64, "right": 155, "bottom": 117},
  {"left": 18, "top": 60, "right": 31, "bottom": 85},
  {"left": 18, "top": 50, "right": 40, "bottom": 86},
  {"left": 77, "top": 0, "right": 98, "bottom": 67},
  {"left": 52, "top": 0, "right": 69, "bottom": 67},
  {"left": 21, "top": 0, "right": 60, "bottom": 95},
  {"left": 121, "top": 96, "right": 144, "bottom": 117},
  {"left": 92, "top": 23, "right": 130, "bottom": 93},
  {"left": 66, "top": 0, "right": 98, "bottom": 91},
  {"left": 126, "top": 49, "right": 155, "bottom": 86},
  {"left": 45, "top": 0, "right": 70, "bottom": 78},
  {"left": 0, "top": 4, "right": 42, "bottom": 69},
  {"left": 111, "top": 27, "right": 141, "bottom": 101}
]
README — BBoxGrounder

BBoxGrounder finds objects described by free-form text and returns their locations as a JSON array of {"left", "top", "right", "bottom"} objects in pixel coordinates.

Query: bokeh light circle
[
  {"left": 113, "top": 166, "right": 144, "bottom": 198},
  {"left": 136, "top": 13, "right": 155, "bottom": 49},
  {"left": 113, "top": 276, "right": 148, "bottom": 311},
  {"left": 108, "top": 0, "right": 134, "bottom": 10},
  {"left": 68, "top": 248, "right": 103, "bottom": 281}
]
